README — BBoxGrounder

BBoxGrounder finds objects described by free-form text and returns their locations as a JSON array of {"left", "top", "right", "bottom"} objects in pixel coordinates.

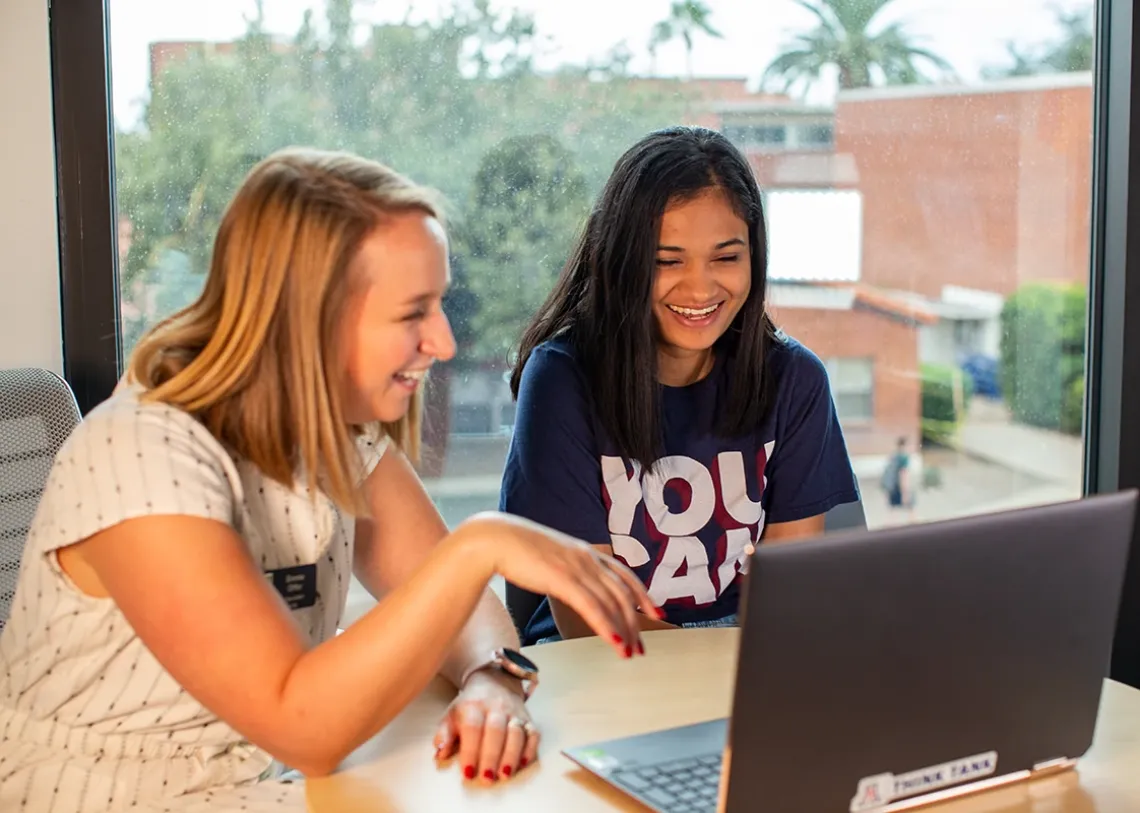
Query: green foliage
[
  {"left": 999, "top": 283, "right": 1086, "bottom": 435},
  {"left": 920, "top": 362, "right": 973, "bottom": 446},
  {"left": 763, "top": 0, "right": 953, "bottom": 93},
  {"left": 114, "top": 0, "right": 686, "bottom": 368},
  {"left": 1061, "top": 376, "right": 1085, "bottom": 437},
  {"left": 983, "top": 8, "right": 1093, "bottom": 79},
  {"left": 455, "top": 135, "right": 590, "bottom": 364}
]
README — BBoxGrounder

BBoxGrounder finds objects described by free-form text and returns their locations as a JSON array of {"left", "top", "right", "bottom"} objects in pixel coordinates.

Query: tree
[
  {"left": 648, "top": 1, "right": 722, "bottom": 79},
  {"left": 762, "top": 0, "right": 953, "bottom": 93},
  {"left": 983, "top": 7, "right": 1093, "bottom": 79},
  {"left": 113, "top": 0, "right": 687, "bottom": 474},
  {"left": 455, "top": 134, "right": 590, "bottom": 365}
]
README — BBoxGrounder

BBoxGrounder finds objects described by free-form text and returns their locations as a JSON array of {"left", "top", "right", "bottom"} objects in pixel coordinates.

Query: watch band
[{"left": 460, "top": 648, "right": 539, "bottom": 699}]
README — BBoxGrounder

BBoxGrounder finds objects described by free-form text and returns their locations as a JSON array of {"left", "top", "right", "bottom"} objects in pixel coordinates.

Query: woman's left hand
[{"left": 434, "top": 668, "right": 540, "bottom": 782}]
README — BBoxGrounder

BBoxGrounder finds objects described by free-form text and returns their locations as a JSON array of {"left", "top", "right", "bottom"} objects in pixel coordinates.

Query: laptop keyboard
[{"left": 611, "top": 753, "right": 722, "bottom": 813}]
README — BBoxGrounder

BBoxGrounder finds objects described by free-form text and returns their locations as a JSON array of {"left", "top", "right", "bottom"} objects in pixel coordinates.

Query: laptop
[{"left": 563, "top": 491, "right": 1137, "bottom": 813}]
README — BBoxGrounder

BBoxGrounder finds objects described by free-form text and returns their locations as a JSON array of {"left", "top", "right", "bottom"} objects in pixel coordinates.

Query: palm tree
[
  {"left": 648, "top": 1, "right": 722, "bottom": 79},
  {"left": 763, "top": 0, "right": 952, "bottom": 93},
  {"left": 982, "top": 7, "right": 1093, "bottom": 79}
]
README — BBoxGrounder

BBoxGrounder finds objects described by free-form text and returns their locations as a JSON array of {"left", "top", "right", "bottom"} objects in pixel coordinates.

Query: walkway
[{"left": 953, "top": 398, "right": 1083, "bottom": 491}]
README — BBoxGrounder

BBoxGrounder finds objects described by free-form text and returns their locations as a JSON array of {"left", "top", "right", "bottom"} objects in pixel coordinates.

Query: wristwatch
[{"left": 461, "top": 648, "right": 540, "bottom": 700}]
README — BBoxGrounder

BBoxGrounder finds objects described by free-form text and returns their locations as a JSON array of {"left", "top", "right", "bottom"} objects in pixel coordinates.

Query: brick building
[
  {"left": 835, "top": 73, "right": 1093, "bottom": 300},
  {"left": 715, "top": 72, "right": 1093, "bottom": 455}
]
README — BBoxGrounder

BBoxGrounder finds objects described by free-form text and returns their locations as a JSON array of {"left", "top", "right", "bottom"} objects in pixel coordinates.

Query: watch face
[{"left": 501, "top": 648, "right": 538, "bottom": 673}]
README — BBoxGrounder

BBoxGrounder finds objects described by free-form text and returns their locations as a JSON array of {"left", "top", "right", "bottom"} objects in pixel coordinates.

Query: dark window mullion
[{"left": 49, "top": 0, "right": 121, "bottom": 415}]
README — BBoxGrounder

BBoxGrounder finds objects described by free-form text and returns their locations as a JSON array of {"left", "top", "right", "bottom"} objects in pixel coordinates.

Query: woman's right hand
[{"left": 458, "top": 512, "right": 661, "bottom": 657}]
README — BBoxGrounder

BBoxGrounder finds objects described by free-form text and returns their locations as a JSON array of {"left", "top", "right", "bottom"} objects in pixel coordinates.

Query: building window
[
  {"left": 825, "top": 358, "right": 874, "bottom": 423},
  {"left": 797, "top": 123, "right": 834, "bottom": 148},
  {"left": 723, "top": 124, "right": 787, "bottom": 149}
]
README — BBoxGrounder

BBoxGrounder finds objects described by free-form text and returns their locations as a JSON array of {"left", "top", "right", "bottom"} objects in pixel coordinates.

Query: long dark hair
[{"left": 510, "top": 126, "right": 779, "bottom": 468}]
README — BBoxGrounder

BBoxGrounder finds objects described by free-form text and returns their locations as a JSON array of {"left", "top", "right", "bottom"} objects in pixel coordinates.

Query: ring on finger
[
  {"left": 523, "top": 722, "right": 538, "bottom": 736},
  {"left": 507, "top": 717, "right": 527, "bottom": 730}
]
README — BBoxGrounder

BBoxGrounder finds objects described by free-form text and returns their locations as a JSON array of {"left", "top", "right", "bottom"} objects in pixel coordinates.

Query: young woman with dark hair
[{"left": 502, "top": 126, "right": 860, "bottom": 645}]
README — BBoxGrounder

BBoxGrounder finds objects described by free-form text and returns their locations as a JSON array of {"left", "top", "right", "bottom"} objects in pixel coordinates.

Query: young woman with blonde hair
[{"left": 0, "top": 148, "right": 655, "bottom": 812}]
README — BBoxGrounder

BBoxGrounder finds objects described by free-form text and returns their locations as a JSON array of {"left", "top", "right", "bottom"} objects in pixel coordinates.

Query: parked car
[{"left": 960, "top": 353, "right": 1001, "bottom": 398}]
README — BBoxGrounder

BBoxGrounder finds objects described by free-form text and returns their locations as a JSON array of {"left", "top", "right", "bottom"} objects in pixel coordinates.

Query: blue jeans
[{"left": 535, "top": 613, "right": 739, "bottom": 645}]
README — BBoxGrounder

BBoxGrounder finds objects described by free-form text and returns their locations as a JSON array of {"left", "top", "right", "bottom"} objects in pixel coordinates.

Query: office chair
[{"left": 0, "top": 368, "right": 81, "bottom": 629}]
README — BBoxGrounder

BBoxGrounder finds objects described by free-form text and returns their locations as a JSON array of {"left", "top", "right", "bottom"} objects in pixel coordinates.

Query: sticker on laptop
[
  {"left": 850, "top": 751, "right": 998, "bottom": 812},
  {"left": 575, "top": 748, "right": 621, "bottom": 773}
]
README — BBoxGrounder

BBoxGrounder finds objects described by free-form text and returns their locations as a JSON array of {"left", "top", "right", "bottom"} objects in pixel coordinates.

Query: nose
[
  {"left": 679, "top": 260, "right": 721, "bottom": 302},
  {"left": 422, "top": 310, "right": 457, "bottom": 362}
]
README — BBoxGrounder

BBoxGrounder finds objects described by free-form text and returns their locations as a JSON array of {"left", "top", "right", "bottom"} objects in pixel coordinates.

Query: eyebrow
[
  {"left": 656, "top": 238, "right": 747, "bottom": 252},
  {"left": 401, "top": 286, "right": 448, "bottom": 308}
]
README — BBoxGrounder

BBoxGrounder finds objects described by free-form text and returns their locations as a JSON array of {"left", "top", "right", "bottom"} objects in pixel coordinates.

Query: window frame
[
  {"left": 50, "top": 0, "right": 1140, "bottom": 689},
  {"left": 50, "top": 0, "right": 122, "bottom": 415},
  {"left": 1086, "top": 0, "right": 1140, "bottom": 687},
  {"left": 824, "top": 356, "right": 875, "bottom": 425}
]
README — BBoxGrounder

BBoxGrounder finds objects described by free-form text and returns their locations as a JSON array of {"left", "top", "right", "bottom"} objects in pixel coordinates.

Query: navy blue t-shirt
[{"left": 500, "top": 333, "right": 860, "bottom": 644}]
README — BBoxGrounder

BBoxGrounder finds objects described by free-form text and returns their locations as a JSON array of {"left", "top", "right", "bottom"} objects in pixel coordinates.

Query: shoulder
[
  {"left": 523, "top": 338, "right": 584, "bottom": 377},
  {"left": 765, "top": 331, "right": 830, "bottom": 395},
  {"left": 29, "top": 386, "right": 240, "bottom": 554},
  {"left": 517, "top": 338, "right": 589, "bottom": 398},
  {"left": 510, "top": 338, "right": 597, "bottom": 445},
  {"left": 74, "top": 383, "right": 233, "bottom": 467}
]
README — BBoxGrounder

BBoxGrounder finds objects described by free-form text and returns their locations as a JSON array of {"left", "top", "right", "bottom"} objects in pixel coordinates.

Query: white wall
[
  {"left": 919, "top": 322, "right": 958, "bottom": 367},
  {"left": 0, "top": 0, "right": 62, "bottom": 373}
]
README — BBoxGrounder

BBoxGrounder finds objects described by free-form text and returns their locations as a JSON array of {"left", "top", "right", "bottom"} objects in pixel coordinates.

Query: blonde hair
[{"left": 128, "top": 147, "right": 443, "bottom": 512}]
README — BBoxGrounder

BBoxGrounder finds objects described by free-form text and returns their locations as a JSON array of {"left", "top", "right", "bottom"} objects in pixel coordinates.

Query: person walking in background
[{"left": 882, "top": 436, "right": 916, "bottom": 519}]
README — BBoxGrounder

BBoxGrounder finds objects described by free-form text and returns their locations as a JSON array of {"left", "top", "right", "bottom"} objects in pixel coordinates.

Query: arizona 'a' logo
[{"left": 850, "top": 773, "right": 893, "bottom": 812}]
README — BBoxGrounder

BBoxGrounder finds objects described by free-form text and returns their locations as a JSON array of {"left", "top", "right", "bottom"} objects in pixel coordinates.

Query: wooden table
[{"left": 306, "top": 628, "right": 1140, "bottom": 812}]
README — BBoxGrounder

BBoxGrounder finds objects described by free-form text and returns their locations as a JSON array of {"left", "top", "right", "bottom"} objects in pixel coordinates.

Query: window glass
[{"left": 109, "top": 0, "right": 1093, "bottom": 619}]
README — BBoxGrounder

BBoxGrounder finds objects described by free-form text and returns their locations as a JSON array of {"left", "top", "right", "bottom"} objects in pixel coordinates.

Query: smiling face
[
  {"left": 652, "top": 186, "right": 752, "bottom": 386},
  {"left": 339, "top": 210, "right": 456, "bottom": 424}
]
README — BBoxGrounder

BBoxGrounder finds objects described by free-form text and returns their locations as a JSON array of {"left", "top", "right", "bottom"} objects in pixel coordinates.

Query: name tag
[{"left": 265, "top": 563, "right": 317, "bottom": 610}]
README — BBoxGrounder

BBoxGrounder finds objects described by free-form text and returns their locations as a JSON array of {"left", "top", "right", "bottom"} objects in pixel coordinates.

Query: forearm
[
  {"left": 278, "top": 528, "right": 493, "bottom": 774},
  {"left": 437, "top": 587, "right": 521, "bottom": 688},
  {"left": 352, "top": 528, "right": 519, "bottom": 689}
]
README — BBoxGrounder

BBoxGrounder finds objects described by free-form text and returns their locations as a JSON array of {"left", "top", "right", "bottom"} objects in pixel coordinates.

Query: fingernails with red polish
[
  {"left": 520, "top": 757, "right": 529, "bottom": 768},
  {"left": 463, "top": 765, "right": 476, "bottom": 780},
  {"left": 502, "top": 765, "right": 512, "bottom": 777},
  {"left": 483, "top": 769, "right": 496, "bottom": 781},
  {"left": 636, "top": 639, "right": 645, "bottom": 655},
  {"left": 611, "top": 633, "right": 623, "bottom": 645},
  {"left": 623, "top": 644, "right": 633, "bottom": 658}
]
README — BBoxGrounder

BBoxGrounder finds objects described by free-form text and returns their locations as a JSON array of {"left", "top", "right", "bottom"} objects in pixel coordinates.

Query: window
[
  {"left": 825, "top": 358, "right": 874, "bottom": 423},
  {"left": 797, "top": 123, "right": 833, "bottom": 147},
  {"left": 724, "top": 124, "right": 787, "bottom": 149},
  {"left": 102, "top": 0, "right": 1098, "bottom": 619}
]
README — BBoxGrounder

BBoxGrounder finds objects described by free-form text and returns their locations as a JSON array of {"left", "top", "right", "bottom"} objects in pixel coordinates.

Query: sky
[{"left": 108, "top": 0, "right": 1094, "bottom": 128}]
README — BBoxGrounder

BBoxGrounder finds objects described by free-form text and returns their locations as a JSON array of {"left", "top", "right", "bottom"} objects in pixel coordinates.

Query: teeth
[
  {"left": 667, "top": 303, "right": 720, "bottom": 317},
  {"left": 396, "top": 370, "right": 427, "bottom": 381}
]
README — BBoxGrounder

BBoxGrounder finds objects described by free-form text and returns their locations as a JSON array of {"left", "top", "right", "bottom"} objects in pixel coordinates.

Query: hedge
[
  {"left": 999, "top": 283, "right": 1085, "bottom": 436},
  {"left": 921, "top": 362, "right": 973, "bottom": 445}
]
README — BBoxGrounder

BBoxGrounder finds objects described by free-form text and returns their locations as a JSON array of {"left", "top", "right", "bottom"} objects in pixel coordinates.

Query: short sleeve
[
  {"left": 764, "top": 344, "right": 860, "bottom": 524},
  {"left": 33, "top": 397, "right": 238, "bottom": 555},
  {"left": 499, "top": 343, "right": 611, "bottom": 544}
]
